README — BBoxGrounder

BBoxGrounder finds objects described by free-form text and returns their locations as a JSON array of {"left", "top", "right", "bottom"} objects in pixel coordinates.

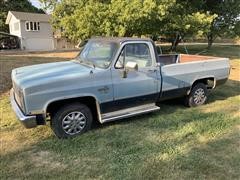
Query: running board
[{"left": 101, "top": 103, "right": 160, "bottom": 123}]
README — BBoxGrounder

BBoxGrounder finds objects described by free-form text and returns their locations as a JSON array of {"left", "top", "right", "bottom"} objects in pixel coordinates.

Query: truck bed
[
  {"left": 158, "top": 54, "right": 219, "bottom": 65},
  {"left": 158, "top": 54, "right": 230, "bottom": 101}
]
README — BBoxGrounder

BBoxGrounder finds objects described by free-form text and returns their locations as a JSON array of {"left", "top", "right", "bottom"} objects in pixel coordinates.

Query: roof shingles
[{"left": 6, "top": 11, "right": 51, "bottom": 24}]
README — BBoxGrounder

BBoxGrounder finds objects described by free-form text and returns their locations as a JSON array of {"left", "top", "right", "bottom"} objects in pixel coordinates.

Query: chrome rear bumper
[{"left": 10, "top": 89, "right": 37, "bottom": 128}]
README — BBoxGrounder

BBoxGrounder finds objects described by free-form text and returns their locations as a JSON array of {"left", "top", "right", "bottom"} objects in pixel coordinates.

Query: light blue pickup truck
[{"left": 11, "top": 37, "right": 230, "bottom": 138}]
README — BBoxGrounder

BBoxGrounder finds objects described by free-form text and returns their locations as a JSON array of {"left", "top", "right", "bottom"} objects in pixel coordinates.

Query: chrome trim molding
[
  {"left": 213, "top": 78, "right": 217, "bottom": 89},
  {"left": 96, "top": 100, "right": 103, "bottom": 123},
  {"left": 10, "top": 89, "right": 37, "bottom": 128},
  {"left": 101, "top": 104, "right": 160, "bottom": 123}
]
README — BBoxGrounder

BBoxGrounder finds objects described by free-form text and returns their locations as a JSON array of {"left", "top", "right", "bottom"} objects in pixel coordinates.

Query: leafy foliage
[
  {"left": 0, "top": 0, "right": 44, "bottom": 32},
  {"left": 159, "top": 0, "right": 216, "bottom": 50},
  {"left": 39, "top": 0, "right": 58, "bottom": 12},
  {"left": 50, "top": 0, "right": 240, "bottom": 48},
  {"left": 52, "top": 0, "right": 215, "bottom": 42},
  {"left": 202, "top": 0, "right": 240, "bottom": 48}
]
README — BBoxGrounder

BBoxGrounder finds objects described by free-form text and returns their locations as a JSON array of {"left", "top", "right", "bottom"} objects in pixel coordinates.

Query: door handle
[
  {"left": 98, "top": 86, "right": 109, "bottom": 93},
  {"left": 148, "top": 69, "right": 157, "bottom": 73}
]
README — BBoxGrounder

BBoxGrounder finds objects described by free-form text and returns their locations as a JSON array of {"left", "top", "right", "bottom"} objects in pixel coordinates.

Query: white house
[{"left": 5, "top": 11, "right": 54, "bottom": 51}]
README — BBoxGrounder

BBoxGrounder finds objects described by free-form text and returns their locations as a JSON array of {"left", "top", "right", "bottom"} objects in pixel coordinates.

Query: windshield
[{"left": 77, "top": 40, "right": 119, "bottom": 69}]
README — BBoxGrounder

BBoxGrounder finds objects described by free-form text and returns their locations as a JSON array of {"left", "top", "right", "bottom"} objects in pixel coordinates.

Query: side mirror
[
  {"left": 125, "top": 61, "right": 138, "bottom": 71},
  {"left": 121, "top": 61, "right": 138, "bottom": 78}
]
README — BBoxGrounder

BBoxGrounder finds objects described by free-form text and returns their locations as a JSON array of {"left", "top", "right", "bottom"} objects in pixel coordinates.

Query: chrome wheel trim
[
  {"left": 193, "top": 88, "right": 206, "bottom": 105},
  {"left": 62, "top": 111, "right": 86, "bottom": 135}
]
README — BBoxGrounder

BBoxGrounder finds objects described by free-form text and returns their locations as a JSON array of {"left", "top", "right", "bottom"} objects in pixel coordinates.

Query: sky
[{"left": 29, "top": 0, "right": 41, "bottom": 9}]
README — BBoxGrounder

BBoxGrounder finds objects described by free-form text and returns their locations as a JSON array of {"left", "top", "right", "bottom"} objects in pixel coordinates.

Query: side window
[
  {"left": 25, "top": 21, "right": 30, "bottom": 31},
  {"left": 115, "top": 43, "right": 152, "bottom": 69}
]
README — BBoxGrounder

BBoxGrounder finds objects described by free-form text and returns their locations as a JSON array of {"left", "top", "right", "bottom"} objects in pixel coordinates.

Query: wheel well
[
  {"left": 192, "top": 77, "right": 215, "bottom": 89},
  {"left": 46, "top": 96, "right": 99, "bottom": 121}
]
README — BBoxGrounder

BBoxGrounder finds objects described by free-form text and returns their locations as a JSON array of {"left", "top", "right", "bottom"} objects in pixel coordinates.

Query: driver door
[{"left": 110, "top": 42, "right": 159, "bottom": 112}]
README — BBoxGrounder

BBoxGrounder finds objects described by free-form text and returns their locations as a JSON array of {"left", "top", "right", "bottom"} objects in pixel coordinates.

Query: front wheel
[
  {"left": 185, "top": 83, "right": 208, "bottom": 107},
  {"left": 51, "top": 103, "right": 92, "bottom": 138}
]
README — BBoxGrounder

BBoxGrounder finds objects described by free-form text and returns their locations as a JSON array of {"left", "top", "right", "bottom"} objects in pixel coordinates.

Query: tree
[
  {"left": 52, "top": 0, "right": 177, "bottom": 41},
  {"left": 159, "top": 0, "right": 216, "bottom": 51},
  {"left": 52, "top": 0, "right": 108, "bottom": 40},
  {"left": 51, "top": 0, "right": 216, "bottom": 50},
  {"left": 106, "top": 0, "right": 176, "bottom": 37},
  {"left": 203, "top": 0, "right": 240, "bottom": 48},
  {"left": 0, "top": 0, "right": 44, "bottom": 32},
  {"left": 39, "top": 0, "right": 58, "bottom": 12}
]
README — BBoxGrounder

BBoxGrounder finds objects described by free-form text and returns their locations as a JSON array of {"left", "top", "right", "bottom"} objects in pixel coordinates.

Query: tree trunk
[
  {"left": 170, "top": 33, "right": 181, "bottom": 52},
  {"left": 207, "top": 33, "right": 213, "bottom": 49}
]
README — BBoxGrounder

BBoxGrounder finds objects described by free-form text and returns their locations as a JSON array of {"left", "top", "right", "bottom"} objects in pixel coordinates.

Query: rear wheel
[
  {"left": 185, "top": 83, "right": 208, "bottom": 107},
  {"left": 51, "top": 103, "right": 92, "bottom": 138}
]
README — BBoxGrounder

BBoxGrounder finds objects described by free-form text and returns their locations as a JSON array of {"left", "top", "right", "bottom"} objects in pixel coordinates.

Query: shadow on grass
[
  {"left": 162, "top": 79, "right": 240, "bottom": 105},
  {"left": 208, "top": 79, "right": 240, "bottom": 102},
  {"left": 1, "top": 104, "right": 239, "bottom": 179}
]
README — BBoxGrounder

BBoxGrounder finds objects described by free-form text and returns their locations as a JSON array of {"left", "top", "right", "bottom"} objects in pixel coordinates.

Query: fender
[
  {"left": 188, "top": 76, "right": 216, "bottom": 95},
  {"left": 43, "top": 93, "right": 103, "bottom": 122}
]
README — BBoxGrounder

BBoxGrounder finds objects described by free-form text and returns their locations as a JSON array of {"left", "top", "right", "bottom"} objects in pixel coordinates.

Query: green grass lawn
[{"left": 0, "top": 45, "right": 240, "bottom": 179}]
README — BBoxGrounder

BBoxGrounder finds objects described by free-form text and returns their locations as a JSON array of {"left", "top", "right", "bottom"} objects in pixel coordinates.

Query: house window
[
  {"left": 37, "top": 22, "right": 40, "bottom": 30},
  {"left": 25, "top": 21, "right": 40, "bottom": 31},
  {"left": 30, "top": 22, "right": 33, "bottom": 30},
  {"left": 26, "top": 22, "right": 29, "bottom": 31}
]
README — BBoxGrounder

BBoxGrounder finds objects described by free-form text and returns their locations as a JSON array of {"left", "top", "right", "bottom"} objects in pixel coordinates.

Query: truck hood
[{"left": 12, "top": 60, "right": 94, "bottom": 89}]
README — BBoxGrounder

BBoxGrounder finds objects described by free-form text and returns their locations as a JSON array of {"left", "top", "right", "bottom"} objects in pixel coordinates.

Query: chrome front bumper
[{"left": 10, "top": 89, "right": 37, "bottom": 128}]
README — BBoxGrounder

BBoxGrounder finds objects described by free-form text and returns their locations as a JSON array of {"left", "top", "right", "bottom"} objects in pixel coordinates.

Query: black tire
[
  {"left": 51, "top": 103, "right": 92, "bottom": 138},
  {"left": 185, "top": 83, "right": 208, "bottom": 107}
]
